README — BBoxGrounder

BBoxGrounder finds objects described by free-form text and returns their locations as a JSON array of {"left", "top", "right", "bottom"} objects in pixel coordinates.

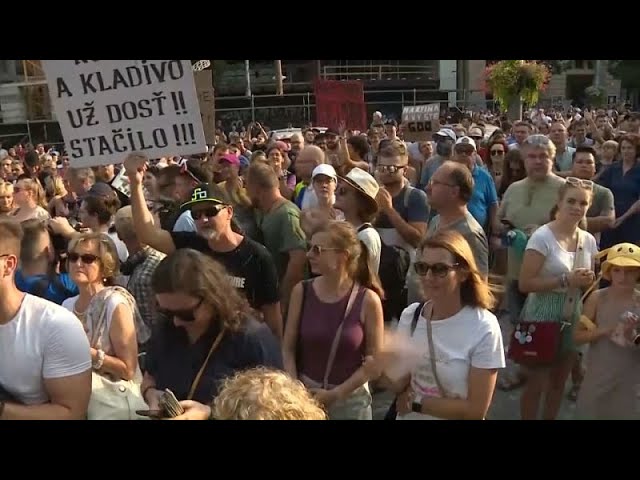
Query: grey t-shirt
[
  {"left": 587, "top": 183, "right": 614, "bottom": 218},
  {"left": 427, "top": 211, "right": 489, "bottom": 277}
]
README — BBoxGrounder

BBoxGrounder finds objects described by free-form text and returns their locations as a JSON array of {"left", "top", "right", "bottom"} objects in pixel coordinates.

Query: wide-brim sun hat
[
  {"left": 597, "top": 242, "right": 640, "bottom": 281},
  {"left": 338, "top": 167, "right": 379, "bottom": 208}
]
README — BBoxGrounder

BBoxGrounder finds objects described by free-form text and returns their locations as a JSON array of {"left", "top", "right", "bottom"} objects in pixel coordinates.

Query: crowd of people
[{"left": 0, "top": 102, "right": 639, "bottom": 420}]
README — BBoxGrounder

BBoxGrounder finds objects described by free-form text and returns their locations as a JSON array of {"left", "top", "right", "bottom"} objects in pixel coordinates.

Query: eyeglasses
[
  {"left": 158, "top": 298, "right": 203, "bottom": 322},
  {"left": 308, "top": 244, "right": 342, "bottom": 256},
  {"left": 192, "top": 204, "right": 226, "bottom": 220},
  {"left": 376, "top": 165, "right": 405, "bottom": 174},
  {"left": 68, "top": 252, "right": 99, "bottom": 264},
  {"left": 490, "top": 149, "right": 505, "bottom": 156},
  {"left": 414, "top": 261, "right": 460, "bottom": 277},
  {"left": 565, "top": 177, "right": 594, "bottom": 190}
]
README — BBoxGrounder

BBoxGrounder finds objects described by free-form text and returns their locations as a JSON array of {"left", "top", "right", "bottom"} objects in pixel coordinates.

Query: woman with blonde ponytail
[
  {"left": 283, "top": 220, "right": 384, "bottom": 420},
  {"left": 11, "top": 177, "right": 50, "bottom": 222}
]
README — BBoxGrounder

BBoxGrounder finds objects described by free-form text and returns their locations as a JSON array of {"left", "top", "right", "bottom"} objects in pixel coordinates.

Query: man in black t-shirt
[{"left": 125, "top": 154, "right": 282, "bottom": 338}]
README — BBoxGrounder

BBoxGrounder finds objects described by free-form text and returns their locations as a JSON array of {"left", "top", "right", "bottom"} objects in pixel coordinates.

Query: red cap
[{"left": 219, "top": 153, "right": 240, "bottom": 166}]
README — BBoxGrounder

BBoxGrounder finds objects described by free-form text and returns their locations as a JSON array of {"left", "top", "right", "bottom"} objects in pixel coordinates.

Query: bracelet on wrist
[{"left": 92, "top": 349, "right": 105, "bottom": 370}]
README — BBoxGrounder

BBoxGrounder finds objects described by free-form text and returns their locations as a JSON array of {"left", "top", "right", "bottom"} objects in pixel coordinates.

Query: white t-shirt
[
  {"left": 0, "top": 294, "right": 91, "bottom": 405},
  {"left": 357, "top": 225, "right": 381, "bottom": 274},
  {"left": 396, "top": 303, "right": 505, "bottom": 420},
  {"left": 63, "top": 291, "right": 132, "bottom": 354},
  {"left": 107, "top": 230, "right": 129, "bottom": 264},
  {"left": 526, "top": 225, "right": 598, "bottom": 292}
]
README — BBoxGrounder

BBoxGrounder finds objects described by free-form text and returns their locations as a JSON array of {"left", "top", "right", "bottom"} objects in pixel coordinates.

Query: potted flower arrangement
[{"left": 484, "top": 60, "right": 551, "bottom": 120}]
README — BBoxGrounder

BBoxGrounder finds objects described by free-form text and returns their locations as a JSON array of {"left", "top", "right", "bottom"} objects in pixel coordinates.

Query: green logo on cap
[{"left": 192, "top": 188, "right": 208, "bottom": 201}]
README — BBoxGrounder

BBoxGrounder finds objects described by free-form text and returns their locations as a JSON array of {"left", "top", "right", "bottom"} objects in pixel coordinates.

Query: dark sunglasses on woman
[
  {"left": 67, "top": 252, "right": 99, "bottom": 264},
  {"left": 413, "top": 261, "right": 459, "bottom": 277}
]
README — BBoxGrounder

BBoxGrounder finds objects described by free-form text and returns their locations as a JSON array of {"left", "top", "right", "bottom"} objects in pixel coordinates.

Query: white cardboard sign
[{"left": 41, "top": 60, "right": 206, "bottom": 167}]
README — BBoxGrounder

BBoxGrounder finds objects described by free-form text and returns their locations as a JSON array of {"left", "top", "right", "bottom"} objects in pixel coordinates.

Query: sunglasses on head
[
  {"left": 565, "top": 177, "right": 594, "bottom": 189},
  {"left": 414, "top": 261, "right": 460, "bottom": 277},
  {"left": 158, "top": 298, "right": 203, "bottom": 322},
  {"left": 192, "top": 204, "right": 226, "bottom": 220},
  {"left": 68, "top": 252, "right": 99, "bottom": 264}
]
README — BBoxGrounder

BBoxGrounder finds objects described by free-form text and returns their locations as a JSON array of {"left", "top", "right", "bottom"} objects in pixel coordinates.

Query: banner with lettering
[
  {"left": 401, "top": 103, "right": 440, "bottom": 142},
  {"left": 314, "top": 80, "right": 367, "bottom": 132},
  {"left": 41, "top": 60, "right": 207, "bottom": 167}
]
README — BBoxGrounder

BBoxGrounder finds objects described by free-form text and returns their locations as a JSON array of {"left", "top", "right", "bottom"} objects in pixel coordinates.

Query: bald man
[{"left": 292, "top": 145, "right": 325, "bottom": 210}]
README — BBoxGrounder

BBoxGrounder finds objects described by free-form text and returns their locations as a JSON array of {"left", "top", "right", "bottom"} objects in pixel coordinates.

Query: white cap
[
  {"left": 434, "top": 128, "right": 456, "bottom": 142},
  {"left": 312, "top": 163, "right": 337, "bottom": 182},
  {"left": 468, "top": 127, "right": 483, "bottom": 138},
  {"left": 455, "top": 136, "right": 477, "bottom": 150}
]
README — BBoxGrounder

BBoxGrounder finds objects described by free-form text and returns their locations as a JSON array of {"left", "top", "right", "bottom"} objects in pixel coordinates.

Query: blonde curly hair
[{"left": 212, "top": 368, "right": 327, "bottom": 420}]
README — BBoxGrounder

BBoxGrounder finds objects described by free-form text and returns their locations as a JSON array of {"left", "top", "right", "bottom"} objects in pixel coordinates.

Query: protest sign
[
  {"left": 401, "top": 103, "right": 440, "bottom": 142},
  {"left": 194, "top": 69, "right": 215, "bottom": 145},
  {"left": 41, "top": 60, "right": 207, "bottom": 167}
]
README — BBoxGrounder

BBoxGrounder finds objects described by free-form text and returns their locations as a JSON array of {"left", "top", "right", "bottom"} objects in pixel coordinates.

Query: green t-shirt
[
  {"left": 256, "top": 200, "right": 307, "bottom": 279},
  {"left": 498, "top": 175, "right": 565, "bottom": 280}
]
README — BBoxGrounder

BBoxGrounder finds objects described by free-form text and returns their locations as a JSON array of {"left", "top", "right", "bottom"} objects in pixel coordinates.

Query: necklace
[{"left": 73, "top": 300, "right": 89, "bottom": 320}]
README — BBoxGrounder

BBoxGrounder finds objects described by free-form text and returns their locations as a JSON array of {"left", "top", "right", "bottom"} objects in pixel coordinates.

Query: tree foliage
[{"left": 608, "top": 60, "right": 640, "bottom": 89}]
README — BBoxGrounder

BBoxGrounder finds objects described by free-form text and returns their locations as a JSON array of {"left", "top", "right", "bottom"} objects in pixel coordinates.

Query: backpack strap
[
  {"left": 410, "top": 302, "right": 425, "bottom": 337},
  {"left": 357, "top": 222, "right": 373, "bottom": 233}
]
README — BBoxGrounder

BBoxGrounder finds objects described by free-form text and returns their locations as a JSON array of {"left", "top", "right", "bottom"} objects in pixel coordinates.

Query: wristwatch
[{"left": 411, "top": 401, "right": 423, "bottom": 414}]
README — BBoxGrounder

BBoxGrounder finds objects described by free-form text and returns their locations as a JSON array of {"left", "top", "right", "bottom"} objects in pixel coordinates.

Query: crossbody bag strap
[
  {"left": 423, "top": 301, "right": 448, "bottom": 398},
  {"left": 561, "top": 229, "right": 585, "bottom": 326},
  {"left": 187, "top": 329, "right": 226, "bottom": 401},
  {"left": 322, "top": 283, "right": 360, "bottom": 389}
]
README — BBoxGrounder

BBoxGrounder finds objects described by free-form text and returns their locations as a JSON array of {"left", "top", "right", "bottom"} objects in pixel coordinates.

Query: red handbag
[
  {"left": 508, "top": 230, "right": 584, "bottom": 367},
  {"left": 508, "top": 321, "right": 563, "bottom": 366}
]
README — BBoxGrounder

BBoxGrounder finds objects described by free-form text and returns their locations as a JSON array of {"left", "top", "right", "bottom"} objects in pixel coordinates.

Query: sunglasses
[
  {"left": 565, "top": 177, "right": 594, "bottom": 189},
  {"left": 490, "top": 149, "right": 505, "bottom": 155},
  {"left": 68, "top": 252, "right": 99, "bottom": 264},
  {"left": 192, "top": 204, "right": 225, "bottom": 220},
  {"left": 308, "top": 244, "right": 342, "bottom": 256},
  {"left": 159, "top": 298, "right": 203, "bottom": 322},
  {"left": 414, "top": 261, "right": 459, "bottom": 277},
  {"left": 376, "top": 165, "right": 405, "bottom": 174}
]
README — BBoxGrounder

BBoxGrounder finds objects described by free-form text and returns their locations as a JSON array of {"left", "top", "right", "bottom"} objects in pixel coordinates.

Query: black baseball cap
[{"left": 180, "top": 184, "right": 227, "bottom": 212}]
